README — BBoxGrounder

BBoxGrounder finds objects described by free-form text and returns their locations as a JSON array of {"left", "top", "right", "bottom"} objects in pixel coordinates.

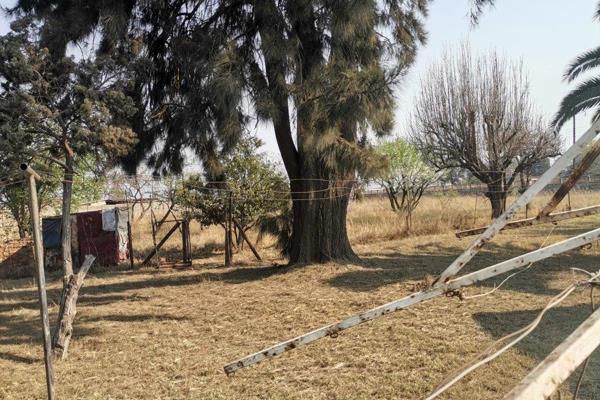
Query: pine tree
[
  {"left": 13, "top": 0, "right": 430, "bottom": 264},
  {"left": 0, "top": 18, "right": 137, "bottom": 358}
]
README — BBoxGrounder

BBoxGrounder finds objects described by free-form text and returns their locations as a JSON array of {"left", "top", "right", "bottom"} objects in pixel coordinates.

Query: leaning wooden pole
[
  {"left": 224, "top": 227, "right": 600, "bottom": 374},
  {"left": 233, "top": 219, "right": 262, "bottom": 261},
  {"left": 21, "top": 163, "right": 55, "bottom": 400},
  {"left": 141, "top": 221, "right": 181, "bottom": 266},
  {"left": 504, "top": 306, "right": 600, "bottom": 400},
  {"left": 434, "top": 121, "right": 600, "bottom": 285}
]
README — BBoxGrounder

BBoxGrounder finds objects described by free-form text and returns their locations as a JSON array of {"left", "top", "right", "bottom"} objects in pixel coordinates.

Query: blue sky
[
  {"left": 263, "top": 0, "right": 600, "bottom": 160},
  {"left": 392, "top": 0, "right": 600, "bottom": 140},
  {"left": 1, "top": 1, "right": 599, "bottom": 164}
]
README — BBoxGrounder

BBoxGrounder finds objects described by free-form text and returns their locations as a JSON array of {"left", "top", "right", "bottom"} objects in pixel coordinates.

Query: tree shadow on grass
[
  {"left": 0, "top": 299, "right": 188, "bottom": 364},
  {"left": 0, "top": 263, "right": 288, "bottom": 359},
  {"left": 328, "top": 239, "right": 597, "bottom": 296},
  {"left": 0, "top": 264, "right": 285, "bottom": 311},
  {"left": 0, "top": 312, "right": 101, "bottom": 348},
  {"left": 80, "top": 313, "right": 191, "bottom": 323},
  {"left": 473, "top": 303, "right": 600, "bottom": 399},
  {"left": 0, "top": 351, "right": 38, "bottom": 364}
]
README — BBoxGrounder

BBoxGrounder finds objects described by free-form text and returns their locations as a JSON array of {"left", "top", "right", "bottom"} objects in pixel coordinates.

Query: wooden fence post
[
  {"left": 21, "top": 164, "right": 55, "bottom": 400},
  {"left": 181, "top": 217, "right": 191, "bottom": 264},
  {"left": 127, "top": 220, "right": 134, "bottom": 269},
  {"left": 150, "top": 209, "right": 161, "bottom": 268},
  {"left": 224, "top": 191, "right": 233, "bottom": 267}
]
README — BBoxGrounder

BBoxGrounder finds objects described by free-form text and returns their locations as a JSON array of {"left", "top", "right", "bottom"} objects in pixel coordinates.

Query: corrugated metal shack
[{"left": 43, "top": 207, "right": 130, "bottom": 269}]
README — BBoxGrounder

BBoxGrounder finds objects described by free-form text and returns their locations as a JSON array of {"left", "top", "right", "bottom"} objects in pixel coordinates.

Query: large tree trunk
[
  {"left": 486, "top": 182, "right": 507, "bottom": 219},
  {"left": 288, "top": 178, "right": 358, "bottom": 264},
  {"left": 257, "top": 1, "right": 358, "bottom": 265}
]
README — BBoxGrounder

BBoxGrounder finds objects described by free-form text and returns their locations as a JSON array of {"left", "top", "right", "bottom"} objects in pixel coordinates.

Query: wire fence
[
  {"left": 3, "top": 170, "right": 600, "bottom": 235},
  {"left": 2, "top": 168, "right": 600, "bottom": 268}
]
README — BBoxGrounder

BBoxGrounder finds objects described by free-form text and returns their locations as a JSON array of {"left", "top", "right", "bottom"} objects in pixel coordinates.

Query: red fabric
[{"left": 76, "top": 211, "right": 123, "bottom": 266}]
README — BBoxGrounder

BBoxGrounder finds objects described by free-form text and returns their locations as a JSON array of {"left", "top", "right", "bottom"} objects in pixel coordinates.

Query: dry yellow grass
[
  {"left": 1, "top": 191, "right": 600, "bottom": 399},
  {"left": 348, "top": 189, "right": 600, "bottom": 244},
  {"left": 131, "top": 190, "right": 600, "bottom": 264}
]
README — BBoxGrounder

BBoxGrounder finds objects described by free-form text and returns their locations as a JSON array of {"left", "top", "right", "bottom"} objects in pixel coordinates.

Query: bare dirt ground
[{"left": 1, "top": 210, "right": 600, "bottom": 399}]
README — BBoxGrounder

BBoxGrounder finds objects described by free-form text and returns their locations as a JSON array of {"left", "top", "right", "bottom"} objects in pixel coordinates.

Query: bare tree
[
  {"left": 373, "top": 138, "right": 438, "bottom": 232},
  {"left": 410, "top": 45, "right": 561, "bottom": 218}
]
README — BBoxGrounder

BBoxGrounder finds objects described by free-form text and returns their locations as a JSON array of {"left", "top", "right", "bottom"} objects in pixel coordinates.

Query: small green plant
[
  {"left": 373, "top": 138, "right": 438, "bottom": 232},
  {"left": 176, "top": 136, "right": 289, "bottom": 246}
]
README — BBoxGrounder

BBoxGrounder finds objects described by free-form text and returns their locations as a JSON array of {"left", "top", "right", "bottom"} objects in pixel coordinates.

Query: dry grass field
[{"left": 1, "top": 191, "right": 600, "bottom": 399}]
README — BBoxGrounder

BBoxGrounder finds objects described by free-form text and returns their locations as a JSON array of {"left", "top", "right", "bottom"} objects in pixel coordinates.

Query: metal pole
[
  {"left": 21, "top": 164, "right": 55, "bottom": 400},
  {"left": 434, "top": 121, "right": 600, "bottom": 286},
  {"left": 505, "top": 306, "right": 600, "bottom": 399},
  {"left": 224, "top": 226, "right": 600, "bottom": 374}
]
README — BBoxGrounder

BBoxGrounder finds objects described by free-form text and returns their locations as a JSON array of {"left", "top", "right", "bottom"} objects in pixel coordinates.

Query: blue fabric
[{"left": 42, "top": 218, "right": 62, "bottom": 249}]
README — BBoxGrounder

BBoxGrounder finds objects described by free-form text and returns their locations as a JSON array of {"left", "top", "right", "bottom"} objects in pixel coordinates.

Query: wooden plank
[
  {"left": 504, "top": 306, "right": 600, "bottom": 400},
  {"left": 455, "top": 205, "right": 600, "bottom": 238},
  {"left": 223, "top": 227, "right": 600, "bottom": 375},
  {"left": 156, "top": 202, "right": 175, "bottom": 230},
  {"left": 141, "top": 221, "right": 181, "bottom": 266},
  {"left": 538, "top": 140, "right": 600, "bottom": 218},
  {"left": 434, "top": 121, "right": 600, "bottom": 285}
]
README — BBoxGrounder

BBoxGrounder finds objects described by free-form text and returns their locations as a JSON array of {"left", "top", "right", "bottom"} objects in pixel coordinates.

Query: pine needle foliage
[{"left": 12, "top": 0, "right": 432, "bottom": 262}]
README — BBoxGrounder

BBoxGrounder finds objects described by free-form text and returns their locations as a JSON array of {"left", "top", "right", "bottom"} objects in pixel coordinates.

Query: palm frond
[
  {"left": 564, "top": 46, "right": 600, "bottom": 82},
  {"left": 552, "top": 77, "right": 600, "bottom": 129}
]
